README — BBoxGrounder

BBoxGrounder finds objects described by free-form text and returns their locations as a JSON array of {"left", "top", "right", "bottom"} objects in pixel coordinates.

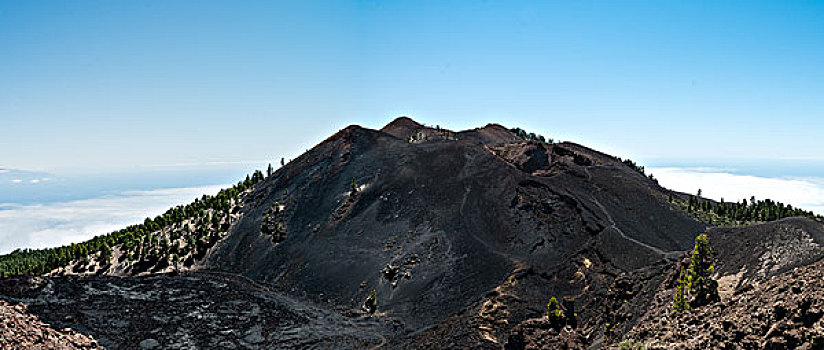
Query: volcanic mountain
[
  {"left": 208, "top": 117, "right": 704, "bottom": 338},
  {"left": 1, "top": 117, "right": 822, "bottom": 349}
]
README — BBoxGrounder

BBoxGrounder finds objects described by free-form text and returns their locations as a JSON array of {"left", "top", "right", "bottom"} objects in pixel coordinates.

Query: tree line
[
  {"left": 619, "top": 158, "right": 658, "bottom": 184},
  {"left": 0, "top": 169, "right": 268, "bottom": 279},
  {"left": 511, "top": 127, "right": 554, "bottom": 144},
  {"left": 672, "top": 190, "right": 820, "bottom": 226},
  {"left": 619, "top": 158, "right": 816, "bottom": 224}
]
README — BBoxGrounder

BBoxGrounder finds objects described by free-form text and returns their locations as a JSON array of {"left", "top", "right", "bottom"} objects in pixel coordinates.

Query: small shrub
[
  {"left": 547, "top": 297, "right": 563, "bottom": 319},
  {"left": 364, "top": 288, "right": 378, "bottom": 314},
  {"left": 546, "top": 296, "right": 565, "bottom": 329},
  {"left": 618, "top": 339, "right": 647, "bottom": 350}
]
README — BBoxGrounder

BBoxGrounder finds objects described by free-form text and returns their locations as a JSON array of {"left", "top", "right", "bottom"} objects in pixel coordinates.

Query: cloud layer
[
  {"left": 649, "top": 167, "right": 824, "bottom": 216},
  {"left": 0, "top": 168, "right": 52, "bottom": 185},
  {"left": 0, "top": 185, "right": 228, "bottom": 254},
  {"left": 3, "top": 168, "right": 822, "bottom": 255}
]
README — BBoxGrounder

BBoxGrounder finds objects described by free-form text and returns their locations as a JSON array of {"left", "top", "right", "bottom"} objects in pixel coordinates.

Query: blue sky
[{"left": 2, "top": 1, "right": 823, "bottom": 172}]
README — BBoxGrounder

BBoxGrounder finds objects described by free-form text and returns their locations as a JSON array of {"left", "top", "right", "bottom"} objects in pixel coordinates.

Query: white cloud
[
  {"left": 0, "top": 184, "right": 229, "bottom": 254},
  {"left": 0, "top": 169, "right": 9, "bottom": 174},
  {"left": 7, "top": 177, "right": 54, "bottom": 185},
  {"left": 649, "top": 167, "right": 824, "bottom": 215}
]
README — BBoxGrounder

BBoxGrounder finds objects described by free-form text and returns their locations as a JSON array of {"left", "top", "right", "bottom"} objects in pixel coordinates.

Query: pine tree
[
  {"left": 546, "top": 297, "right": 564, "bottom": 319},
  {"left": 100, "top": 243, "right": 112, "bottom": 262},
  {"left": 364, "top": 288, "right": 378, "bottom": 314},
  {"left": 688, "top": 195, "right": 695, "bottom": 212},
  {"left": 672, "top": 234, "right": 719, "bottom": 311},
  {"left": 686, "top": 233, "right": 718, "bottom": 307},
  {"left": 350, "top": 177, "right": 359, "bottom": 197},
  {"left": 673, "top": 267, "right": 690, "bottom": 313}
]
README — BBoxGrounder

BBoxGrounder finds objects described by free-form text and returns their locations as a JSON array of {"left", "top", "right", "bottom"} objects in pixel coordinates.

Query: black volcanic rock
[
  {"left": 710, "top": 217, "right": 824, "bottom": 283},
  {"left": 623, "top": 219, "right": 824, "bottom": 349},
  {"left": 204, "top": 118, "right": 704, "bottom": 344},
  {"left": 0, "top": 272, "right": 389, "bottom": 349},
  {"left": 459, "top": 123, "right": 523, "bottom": 145},
  {"left": 506, "top": 217, "right": 824, "bottom": 350},
  {"left": 380, "top": 116, "right": 425, "bottom": 140}
]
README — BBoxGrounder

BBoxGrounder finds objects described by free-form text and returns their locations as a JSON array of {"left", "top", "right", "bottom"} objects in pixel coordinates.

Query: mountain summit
[{"left": 209, "top": 118, "right": 704, "bottom": 333}]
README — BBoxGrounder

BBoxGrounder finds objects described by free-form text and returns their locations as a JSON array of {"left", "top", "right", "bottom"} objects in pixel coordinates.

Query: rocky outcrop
[
  {"left": 1, "top": 299, "right": 102, "bottom": 349},
  {"left": 505, "top": 319, "right": 586, "bottom": 350},
  {"left": 260, "top": 202, "right": 288, "bottom": 243},
  {"left": 626, "top": 257, "right": 824, "bottom": 349}
]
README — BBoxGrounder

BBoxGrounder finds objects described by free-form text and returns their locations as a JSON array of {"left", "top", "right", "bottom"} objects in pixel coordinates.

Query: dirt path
[{"left": 584, "top": 166, "right": 682, "bottom": 260}]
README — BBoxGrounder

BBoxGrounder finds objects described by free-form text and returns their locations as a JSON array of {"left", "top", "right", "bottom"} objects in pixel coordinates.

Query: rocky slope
[
  {"left": 626, "top": 256, "right": 824, "bottom": 349},
  {"left": 0, "top": 298, "right": 102, "bottom": 349},
  {"left": 0, "top": 272, "right": 392, "bottom": 349},
  {"left": 205, "top": 117, "right": 704, "bottom": 346},
  {"left": 618, "top": 217, "right": 824, "bottom": 350},
  {"left": 506, "top": 217, "right": 824, "bottom": 350}
]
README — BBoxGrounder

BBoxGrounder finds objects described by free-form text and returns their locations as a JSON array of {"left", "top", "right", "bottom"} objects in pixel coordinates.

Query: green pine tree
[
  {"left": 350, "top": 177, "right": 359, "bottom": 197},
  {"left": 686, "top": 233, "right": 718, "bottom": 307},
  {"left": 672, "top": 267, "right": 690, "bottom": 313},
  {"left": 673, "top": 233, "right": 718, "bottom": 312},
  {"left": 546, "top": 296, "right": 565, "bottom": 328}
]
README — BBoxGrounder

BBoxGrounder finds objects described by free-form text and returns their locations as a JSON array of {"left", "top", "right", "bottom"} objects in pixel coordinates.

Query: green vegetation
[
  {"left": 685, "top": 234, "right": 718, "bottom": 307},
  {"left": 618, "top": 339, "right": 647, "bottom": 350},
  {"left": 0, "top": 168, "right": 270, "bottom": 279},
  {"left": 673, "top": 233, "right": 718, "bottom": 312},
  {"left": 674, "top": 190, "right": 819, "bottom": 226},
  {"left": 605, "top": 321, "right": 614, "bottom": 337},
  {"left": 431, "top": 125, "right": 456, "bottom": 140},
  {"left": 672, "top": 267, "right": 690, "bottom": 313},
  {"left": 546, "top": 296, "right": 567, "bottom": 329},
  {"left": 546, "top": 297, "right": 563, "bottom": 319},
  {"left": 511, "top": 127, "right": 553, "bottom": 143},
  {"left": 619, "top": 158, "right": 658, "bottom": 184},
  {"left": 365, "top": 288, "right": 378, "bottom": 314},
  {"left": 350, "top": 177, "right": 359, "bottom": 197},
  {"left": 621, "top": 158, "right": 645, "bottom": 174},
  {"left": 260, "top": 201, "right": 288, "bottom": 243}
]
